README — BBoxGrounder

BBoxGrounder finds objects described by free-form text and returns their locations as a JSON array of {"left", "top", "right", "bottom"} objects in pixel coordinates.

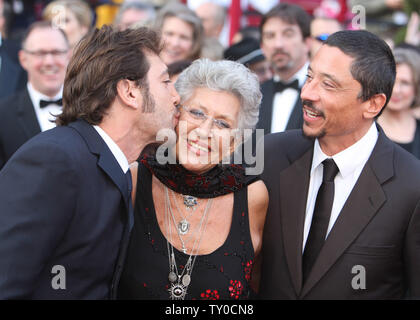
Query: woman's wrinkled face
[
  {"left": 175, "top": 87, "right": 241, "bottom": 174},
  {"left": 160, "top": 16, "right": 194, "bottom": 65}
]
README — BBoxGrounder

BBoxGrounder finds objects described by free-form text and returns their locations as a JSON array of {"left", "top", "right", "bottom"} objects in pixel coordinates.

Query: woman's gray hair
[
  {"left": 175, "top": 58, "right": 262, "bottom": 132},
  {"left": 393, "top": 47, "right": 420, "bottom": 107}
]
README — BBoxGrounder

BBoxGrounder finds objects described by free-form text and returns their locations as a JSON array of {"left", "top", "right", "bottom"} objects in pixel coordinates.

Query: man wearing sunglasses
[{"left": 308, "top": 17, "right": 343, "bottom": 59}]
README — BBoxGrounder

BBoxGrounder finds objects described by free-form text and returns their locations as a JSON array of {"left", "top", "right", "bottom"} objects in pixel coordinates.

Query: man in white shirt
[
  {"left": 259, "top": 30, "right": 420, "bottom": 299},
  {"left": 257, "top": 3, "right": 312, "bottom": 134},
  {"left": 0, "top": 21, "right": 70, "bottom": 168},
  {"left": 0, "top": 25, "right": 180, "bottom": 299}
]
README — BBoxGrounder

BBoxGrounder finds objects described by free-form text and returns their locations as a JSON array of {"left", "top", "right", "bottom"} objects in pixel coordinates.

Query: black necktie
[
  {"left": 302, "top": 158, "right": 339, "bottom": 282},
  {"left": 126, "top": 169, "right": 133, "bottom": 207},
  {"left": 40, "top": 98, "right": 62, "bottom": 108},
  {"left": 274, "top": 79, "right": 299, "bottom": 93},
  {"left": 125, "top": 168, "right": 134, "bottom": 228}
]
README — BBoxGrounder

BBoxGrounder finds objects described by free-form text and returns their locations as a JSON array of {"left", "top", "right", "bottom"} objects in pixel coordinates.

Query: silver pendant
[
  {"left": 183, "top": 195, "right": 198, "bottom": 210},
  {"left": 178, "top": 219, "right": 190, "bottom": 235},
  {"left": 168, "top": 283, "right": 187, "bottom": 300},
  {"left": 168, "top": 271, "right": 177, "bottom": 283},
  {"left": 182, "top": 274, "right": 191, "bottom": 286}
]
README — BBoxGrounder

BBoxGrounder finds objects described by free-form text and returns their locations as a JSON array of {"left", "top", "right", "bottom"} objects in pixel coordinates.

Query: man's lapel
[
  {"left": 68, "top": 119, "right": 133, "bottom": 229},
  {"left": 279, "top": 145, "right": 313, "bottom": 296},
  {"left": 16, "top": 88, "right": 41, "bottom": 139},
  {"left": 300, "top": 127, "right": 394, "bottom": 298},
  {"left": 257, "top": 80, "right": 275, "bottom": 134},
  {"left": 285, "top": 95, "right": 303, "bottom": 130}
]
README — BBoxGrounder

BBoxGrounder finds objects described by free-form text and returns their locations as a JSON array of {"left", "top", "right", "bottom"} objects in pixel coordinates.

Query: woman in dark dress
[
  {"left": 118, "top": 59, "right": 268, "bottom": 300},
  {"left": 378, "top": 47, "right": 420, "bottom": 158}
]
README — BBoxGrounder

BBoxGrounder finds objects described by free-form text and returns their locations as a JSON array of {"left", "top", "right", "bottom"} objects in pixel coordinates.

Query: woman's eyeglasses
[{"left": 178, "top": 105, "right": 232, "bottom": 130}]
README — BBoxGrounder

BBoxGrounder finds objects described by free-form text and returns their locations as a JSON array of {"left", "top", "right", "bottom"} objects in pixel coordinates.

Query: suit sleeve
[
  {"left": 0, "top": 140, "right": 78, "bottom": 299},
  {"left": 0, "top": 119, "right": 7, "bottom": 169},
  {"left": 0, "top": 144, "right": 5, "bottom": 170},
  {"left": 405, "top": 197, "right": 420, "bottom": 299}
]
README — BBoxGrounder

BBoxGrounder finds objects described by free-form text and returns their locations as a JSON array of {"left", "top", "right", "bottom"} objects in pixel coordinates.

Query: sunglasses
[{"left": 314, "top": 34, "right": 330, "bottom": 42}]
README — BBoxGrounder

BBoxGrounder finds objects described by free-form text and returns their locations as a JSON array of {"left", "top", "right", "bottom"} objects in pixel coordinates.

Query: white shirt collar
[
  {"left": 93, "top": 125, "right": 129, "bottom": 174},
  {"left": 311, "top": 122, "right": 379, "bottom": 179},
  {"left": 27, "top": 82, "right": 62, "bottom": 109},
  {"left": 273, "top": 61, "right": 309, "bottom": 87}
]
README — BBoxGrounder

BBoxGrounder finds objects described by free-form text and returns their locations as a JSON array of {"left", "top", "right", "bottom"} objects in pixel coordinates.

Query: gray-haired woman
[{"left": 118, "top": 59, "right": 268, "bottom": 300}]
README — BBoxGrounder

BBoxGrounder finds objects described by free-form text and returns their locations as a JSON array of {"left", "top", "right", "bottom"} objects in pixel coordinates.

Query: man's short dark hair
[
  {"left": 260, "top": 3, "right": 312, "bottom": 40},
  {"left": 325, "top": 30, "right": 396, "bottom": 116},
  {"left": 57, "top": 25, "right": 161, "bottom": 126}
]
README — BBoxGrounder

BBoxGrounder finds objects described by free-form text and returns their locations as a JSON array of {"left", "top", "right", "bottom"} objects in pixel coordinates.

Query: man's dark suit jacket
[
  {"left": 0, "top": 119, "right": 133, "bottom": 299},
  {"left": 0, "top": 39, "right": 27, "bottom": 100},
  {"left": 259, "top": 126, "right": 420, "bottom": 299},
  {"left": 0, "top": 88, "right": 41, "bottom": 169},
  {"left": 256, "top": 79, "right": 303, "bottom": 134}
]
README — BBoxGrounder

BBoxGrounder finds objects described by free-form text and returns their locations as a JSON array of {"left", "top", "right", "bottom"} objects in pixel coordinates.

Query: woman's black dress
[{"left": 117, "top": 163, "right": 255, "bottom": 300}]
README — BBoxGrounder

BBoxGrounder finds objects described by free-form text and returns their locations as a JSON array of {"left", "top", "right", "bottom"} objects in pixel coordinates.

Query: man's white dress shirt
[
  {"left": 271, "top": 62, "right": 309, "bottom": 133},
  {"left": 302, "top": 122, "right": 379, "bottom": 252},
  {"left": 27, "top": 83, "right": 62, "bottom": 132}
]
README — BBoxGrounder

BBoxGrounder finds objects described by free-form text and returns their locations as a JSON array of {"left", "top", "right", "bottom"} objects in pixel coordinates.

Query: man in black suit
[
  {"left": 259, "top": 30, "right": 420, "bottom": 299},
  {"left": 257, "top": 3, "right": 312, "bottom": 134},
  {"left": 0, "top": 25, "right": 180, "bottom": 299},
  {"left": 0, "top": 21, "right": 70, "bottom": 168}
]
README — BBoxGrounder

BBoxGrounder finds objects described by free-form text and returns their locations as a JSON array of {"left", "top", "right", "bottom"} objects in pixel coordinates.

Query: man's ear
[
  {"left": 18, "top": 50, "right": 28, "bottom": 71},
  {"left": 363, "top": 93, "right": 387, "bottom": 119},
  {"left": 116, "top": 79, "right": 142, "bottom": 110}
]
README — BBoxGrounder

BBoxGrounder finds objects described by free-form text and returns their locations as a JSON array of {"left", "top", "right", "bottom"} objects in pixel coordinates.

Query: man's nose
[
  {"left": 42, "top": 53, "right": 56, "bottom": 64},
  {"left": 300, "top": 79, "right": 319, "bottom": 102},
  {"left": 273, "top": 35, "right": 285, "bottom": 48}
]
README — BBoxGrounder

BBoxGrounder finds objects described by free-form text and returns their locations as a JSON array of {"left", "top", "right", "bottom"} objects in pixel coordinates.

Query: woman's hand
[{"left": 406, "top": 12, "right": 420, "bottom": 46}]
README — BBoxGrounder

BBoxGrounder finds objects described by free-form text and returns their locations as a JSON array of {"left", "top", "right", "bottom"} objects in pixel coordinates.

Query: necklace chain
[
  {"left": 171, "top": 190, "right": 197, "bottom": 236},
  {"left": 164, "top": 186, "right": 213, "bottom": 300}
]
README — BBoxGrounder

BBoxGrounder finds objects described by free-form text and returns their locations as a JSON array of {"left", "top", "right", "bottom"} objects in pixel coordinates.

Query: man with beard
[
  {"left": 259, "top": 30, "right": 420, "bottom": 299},
  {"left": 0, "top": 25, "right": 180, "bottom": 299},
  {"left": 257, "top": 3, "right": 312, "bottom": 134}
]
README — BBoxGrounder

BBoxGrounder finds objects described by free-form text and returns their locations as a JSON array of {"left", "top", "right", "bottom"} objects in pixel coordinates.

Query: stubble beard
[
  {"left": 302, "top": 124, "right": 326, "bottom": 141},
  {"left": 141, "top": 84, "right": 156, "bottom": 113},
  {"left": 272, "top": 59, "right": 293, "bottom": 75}
]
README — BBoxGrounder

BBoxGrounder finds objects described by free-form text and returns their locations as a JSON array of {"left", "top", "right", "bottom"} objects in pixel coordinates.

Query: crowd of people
[{"left": 0, "top": 0, "right": 419, "bottom": 300}]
